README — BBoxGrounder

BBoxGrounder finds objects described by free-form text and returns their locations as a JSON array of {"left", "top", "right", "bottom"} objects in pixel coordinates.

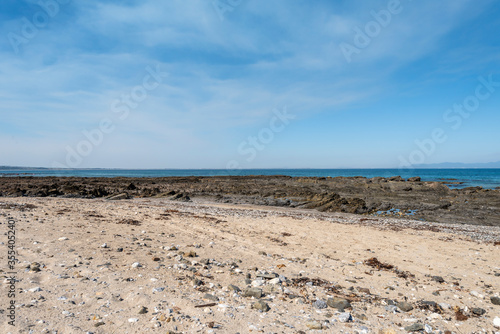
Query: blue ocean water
[{"left": 1, "top": 168, "right": 500, "bottom": 189}]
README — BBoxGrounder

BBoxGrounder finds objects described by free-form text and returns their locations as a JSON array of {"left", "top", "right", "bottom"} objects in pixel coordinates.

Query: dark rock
[
  {"left": 491, "top": 296, "right": 500, "bottom": 305},
  {"left": 431, "top": 276, "right": 445, "bottom": 283},
  {"left": 388, "top": 176, "right": 404, "bottom": 182},
  {"left": 471, "top": 307, "right": 486, "bottom": 316},
  {"left": 408, "top": 177, "right": 421, "bottom": 182}
]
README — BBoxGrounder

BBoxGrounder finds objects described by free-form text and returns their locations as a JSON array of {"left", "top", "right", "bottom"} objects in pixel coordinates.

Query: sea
[{"left": 1, "top": 168, "right": 500, "bottom": 190}]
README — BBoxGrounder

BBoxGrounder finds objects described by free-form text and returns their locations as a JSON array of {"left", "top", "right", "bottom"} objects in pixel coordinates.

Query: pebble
[
  {"left": 305, "top": 320, "right": 322, "bottom": 330},
  {"left": 227, "top": 284, "right": 241, "bottom": 292},
  {"left": 128, "top": 318, "right": 139, "bottom": 323},
  {"left": 29, "top": 287, "right": 42, "bottom": 292},
  {"left": 252, "top": 300, "right": 270, "bottom": 312},
  {"left": 431, "top": 276, "right": 444, "bottom": 283},
  {"left": 397, "top": 301, "right": 414, "bottom": 312},
  {"left": 131, "top": 262, "right": 142, "bottom": 268},
  {"left": 138, "top": 306, "right": 148, "bottom": 314},
  {"left": 471, "top": 307, "right": 486, "bottom": 316},
  {"left": 404, "top": 323, "right": 424, "bottom": 332},
  {"left": 494, "top": 316, "right": 500, "bottom": 328},
  {"left": 243, "top": 288, "right": 263, "bottom": 298},
  {"left": 313, "top": 299, "right": 327, "bottom": 309},
  {"left": 338, "top": 312, "right": 352, "bottom": 323},
  {"left": 380, "top": 329, "right": 397, "bottom": 334},
  {"left": 203, "top": 294, "right": 219, "bottom": 302},
  {"left": 492, "top": 296, "right": 500, "bottom": 305},
  {"left": 327, "top": 297, "right": 351, "bottom": 311}
]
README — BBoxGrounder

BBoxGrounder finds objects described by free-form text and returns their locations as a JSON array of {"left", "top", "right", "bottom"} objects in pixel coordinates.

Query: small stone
[
  {"left": 117, "top": 248, "right": 123, "bottom": 252},
  {"left": 29, "top": 287, "right": 42, "bottom": 292},
  {"left": 152, "top": 257, "right": 160, "bottom": 261},
  {"left": 438, "top": 302, "right": 451, "bottom": 310},
  {"left": 138, "top": 306, "right": 148, "bottom": 314},
  {"left": 494, "top": 316, "right": 500, "bottom": 328},
  {"left": 380, "top": 329, "right": 397, "bottom": 334},
  {"left": 431, "top": 276, "right": 445, "bottom": 283},
  {"left": 101, "top": 243, "right": 108, "bottom": 248},
  {"left": 252, "top": 300, "right": 270, "bottom": 312},
  {"left": 128, "top": 318, "right": 139, "bottom": 323},
  {"left": 243, "top": 287, "right": 263, "bottom": 298},
  {"left": 251, "top": 279, "right": 265, "bottom": 287},
  {"left": 338, "top": 312, "right": 352, "bottom": 323},
  {"left": 424, "top": 324, "right": 433, "bottom": 333},
  {"left": 203, "top": 294, "right": 219, "bottom": 302},
  {"left": 472, "top": 307, "right": 486, "bottom": 316},
  {"left": 397, "top": 301, "right": 414, "bottom": 312},
  {"left": 313, "top": 299, "right": 327, "bottom": 309},
  {"left": 305, "top": 320, "right": 322, "bottom": 330},
  {"left": 268, "top": 277, "right": 281, "bottom": 285},
  {"left": 491, "top": 296, "right": 500, "bottom": 305},
  {"left": 30, "top": 262, "right": 41, "bottom": 272},
  {"left": 192, "top": 279, "right": 203, "bottom": 286},
  {"left": 404, "top": 323, "right": 424, "bottom": 332},
  {"left": 94, "top": 321, "right": 105, "bottom": 327},
  {"left": 131, "top": 262, "right": 142, "bottom": 268},
  {"left": 327, "top": 297, "right": 351, "bottom": 310},
  {"left": 227, "top": 284, "right": 241, "bottom": 292},
  {"left": 185, "top": 250, "right": 197, "bottom": 257}
]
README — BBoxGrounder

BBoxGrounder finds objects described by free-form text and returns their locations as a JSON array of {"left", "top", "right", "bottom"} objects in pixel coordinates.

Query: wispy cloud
[{"left": 1, "top": 0, "right": 499, "bottom": 167}]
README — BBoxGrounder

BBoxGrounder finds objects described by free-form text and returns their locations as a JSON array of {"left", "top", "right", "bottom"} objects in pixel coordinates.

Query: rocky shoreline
[{"left": 0, "top": 175, "right": 499, "bottom": 227}]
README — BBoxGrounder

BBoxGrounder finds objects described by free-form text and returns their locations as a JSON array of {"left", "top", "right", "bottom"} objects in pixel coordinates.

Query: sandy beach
[{"left": 1, "top": 196, "right": 499, "bottom": 333}]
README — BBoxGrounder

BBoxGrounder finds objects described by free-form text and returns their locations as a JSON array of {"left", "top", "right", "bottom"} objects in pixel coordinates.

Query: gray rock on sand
[
  {"left": 404, "top": 323, "right": 424, "bottom": 332},
  {"left": 327, "top": 297, "right": 351, "bottom": 310},
  {"left": 491, "top": 296, "right": 500, "bottom": 305},
  {"left": 243, "top": 287, "right": 263, "bottom": 298},
  {"left": 203, "top": 293, "right": 219, "bottom": 302},
  {"left": 313, "top": 299, "right": 327, "bottom": 309},
  {"left": 228, "top": 284, "right": 241, "bottom": 292},
  {"left": 397, "top": 301, "right": 414, "bottom": 312},
  {"left": 252, "top": 300, "right": 270, "bottom": 312}
]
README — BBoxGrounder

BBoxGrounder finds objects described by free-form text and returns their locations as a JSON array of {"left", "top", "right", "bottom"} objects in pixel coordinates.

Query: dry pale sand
[{"left": 1, "top": 197, "right": 500, "bottom": 334}]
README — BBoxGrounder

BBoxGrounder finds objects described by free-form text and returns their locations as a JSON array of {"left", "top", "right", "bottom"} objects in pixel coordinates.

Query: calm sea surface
[{"left": 1, "top": 169, "right": 500, "bottom": 189}]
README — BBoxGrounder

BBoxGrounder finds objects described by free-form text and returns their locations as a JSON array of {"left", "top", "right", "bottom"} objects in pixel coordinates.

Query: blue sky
[{"left": 1, "top": 0, "right": 499, "bottom": 168}]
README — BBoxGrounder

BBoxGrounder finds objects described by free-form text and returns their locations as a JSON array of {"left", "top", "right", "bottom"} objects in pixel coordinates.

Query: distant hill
[
  {"left": 0, "top": 166, "right": 49, "bottom": 170},
  {"left": 412, "top": 161, "right": 500, "bottom": 168}
]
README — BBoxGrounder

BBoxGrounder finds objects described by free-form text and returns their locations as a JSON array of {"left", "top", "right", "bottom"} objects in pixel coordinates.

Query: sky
[{"left": 1, "top": 0, "right": 500, "bottom": 169}]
